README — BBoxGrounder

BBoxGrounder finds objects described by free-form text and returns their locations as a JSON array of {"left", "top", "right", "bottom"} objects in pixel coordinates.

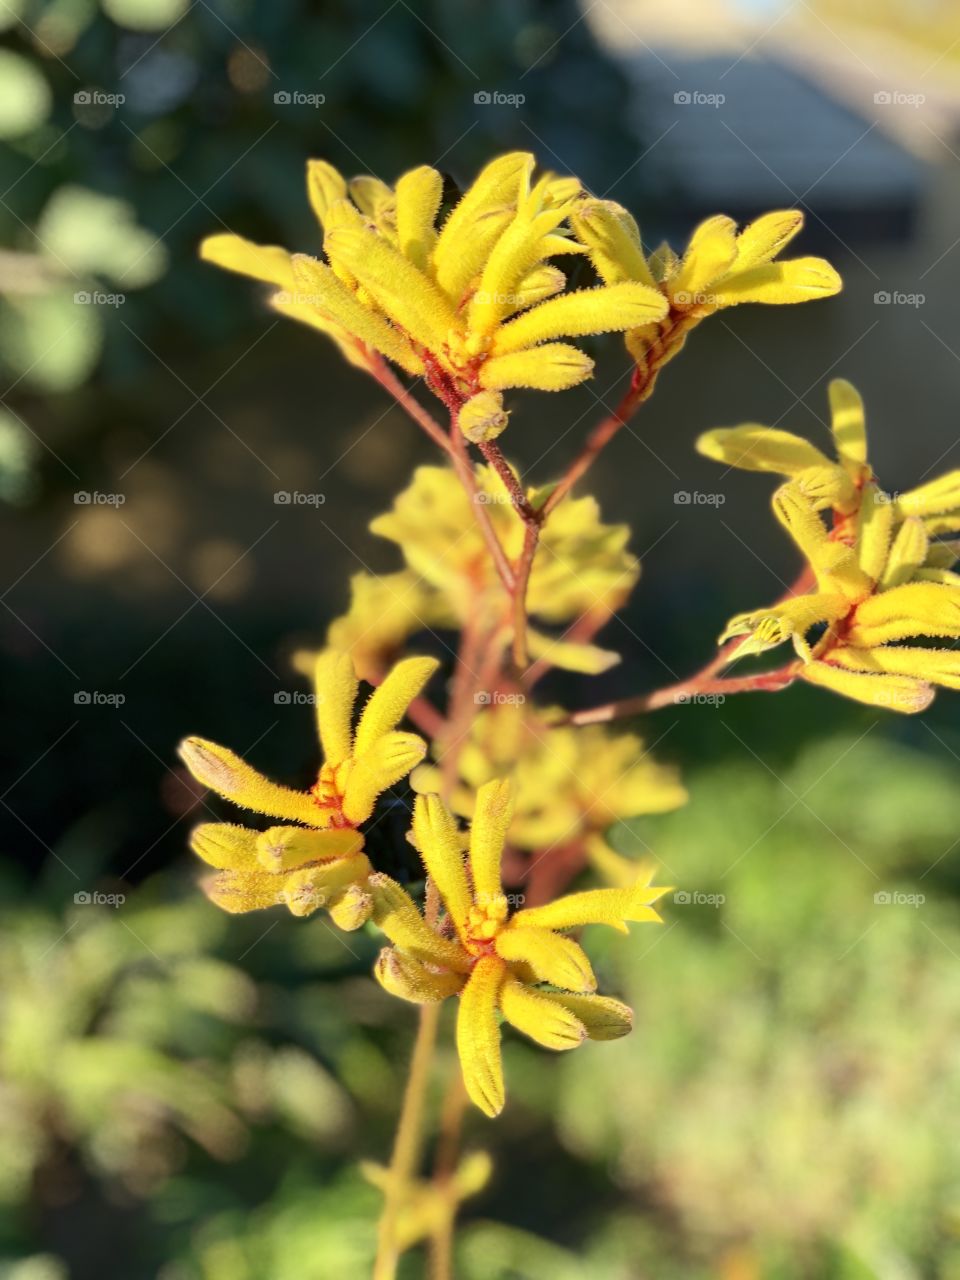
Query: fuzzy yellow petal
[
  {"left": 696, "top": 425, "right": 829, "bottom": 475},
  {"left": 570, "top": 198, "right": 655, "bottom": 287},
  {"left": 190, "top": 822, "right": 258, "bottom": 871},
  {"left": 495, "top": 925, "right": 596, "bottom": 993},
  {"left": 199, "top": 233, "right": 293, "bottom": 289},
  {"left": 307, "top": 159, "right": 348, "bottom": 228},
  {"left": 895, "top": 471, "right": 960, "bottom": 520},
  {"left": 833, "top": 644, "right": 960, "bottom": 691},
  {"left": 847, "top": 582, "right": 960, "bottom": 646},
  {"left": 411, "top": 793, "right": 472, "bottom": 934},
  {"left": 290, "top": 254, "right": 422, "bottom": 373},
  {"left": 395, "top": 165, "right": 442, "bottom": 270},
  {"left": 341, "top": 731, "right": 427, "bottom": 825},
  {"left": 353, "top": 655, "right": 439, "bottom": 757},
  {"left": 799, "top": 660, "right": 933, "bottom": 713},
  {"left": 672, "top": 215, "right": 738, "bottom": 299},
  {"left": 348, "top": 175, "right": 395, "bottom": 221},
  {"left": 469, "top": 178, "right": 572, "bottom": 336},
  {"left": 326, "top": 882, "right": 375, "bottom": 930},
  {"left": 178, "top": 736, "right": 322, "bottom": 826},
  {"left": 202, "top": 869, "right": 283, "bottom": 914},
  {"left": 456, "top": 956, "right": 507, "bottom": 1118},
  {"left": 539, "top": 991, "right": 633, "bottom": 1041},
  {"left": 718, "top": 592, "right": 849, "bottom": 659},
  {"left": 499, "top": 978, "right": 586, "bottom": 1050},
  {"left": 828, "top": 378, "right": 868, "bottom": 473},
  {"left": 255, "top": 826, "right": 364, "bottom": 873},
  {"left": 468, "top": 778, "right": 514, "bottom": 905},
  {"left": 732, "top": 209, "right": 804, "bottom": 271},
  {"left": 491, "top": 282, "right": 667, "bottom": 356},
  {"left": 312, "top": 650, "right": 358, "bottom": 767},
  {"left": 712, "top": 257, "right": 842, "bottom": 307},
  {"left": 432, "top": 152, "right": 534, "bottom": 299},
  {"left": 507, "top": 265, "right": 567, "bottom": 312},
  {"left": 525, "top": 628, "right": 621, "bottom": 675},
  {"left": 280, "top": 862, "right": 358, "bottom": 918},
  {"left": 513, "top": 880, "right": 666, "bottom": 935},
  {"left": 368, "top": 873, "right": 472, "bottom": 972},
  {"left": 479, "top": 343, "right": 593, "bottom": 392},
  {"left": 772, "top": 484, "right": 869, "bottom": 597},
  {"left": 325, "top": 227, "right": 456, "bottom": 352},
  {"left": 856, "top": 483, "right": 894, "bottom": 583},
  {"left": 374, "top": 947, "right": 466, "bottom": 1004}
]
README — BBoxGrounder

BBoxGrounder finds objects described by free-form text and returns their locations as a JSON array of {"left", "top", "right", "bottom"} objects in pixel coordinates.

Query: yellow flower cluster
[
  {"left": 412, "top": 700, "right": 687, "bottom": 865},
  {"left": 180, "top": 652, "right": 669, "bottom": 1116},
  {"left": 179, "top": 651, "right": 436, "bottom": 926},
  {"left": 200, "top": 154, "right": 840, "bottom": 436},
  {"left": 373, "top": 781, "right": 668, "bottom": 1117},
  {"left": 326, "top": 463, "right": 639, "bottom": 679},
  {"left": 200, "top": 152, "right": 668, "bottom": 430},
  {"left": 572, "top": 201, "right": 842, "bottom": 392},
  {"left": 700, "top": 380, "right": 960, "bottom": 712}
]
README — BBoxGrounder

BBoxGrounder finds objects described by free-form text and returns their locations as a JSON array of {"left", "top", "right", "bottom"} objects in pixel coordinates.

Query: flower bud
[{"left": 458, "top": 391, "right": 509, "bottom": 444}]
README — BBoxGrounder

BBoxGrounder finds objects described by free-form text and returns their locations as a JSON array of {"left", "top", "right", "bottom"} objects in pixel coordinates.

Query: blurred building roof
[{"left": 587, "top": 0, "right": 960, "bottom": 243}]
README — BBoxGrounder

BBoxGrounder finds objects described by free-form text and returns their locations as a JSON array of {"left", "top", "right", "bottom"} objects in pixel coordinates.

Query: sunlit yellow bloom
[
  {"left": 698, "top": 378, "right": 960, "bottom": 534},
  {"left": 199, "top": 153, "right": 668, "bottom": 410},
  {"left": 413, "top": 699, "right": 686, "bottom": 853},
  {"left": 572, "top": 201, "right": 841, "bottom": 393},
  {"left": 715, "top": 478, "right": 960, "bottom": 713},
  {"left": 371, "top": 781, "right": 667, "bottom": 1116},
  {"left": 321, "top": 463, "right": 638, "bottom": 677},
  {"left": 179, "top": 651, "right": 437, "bottom": 924}
]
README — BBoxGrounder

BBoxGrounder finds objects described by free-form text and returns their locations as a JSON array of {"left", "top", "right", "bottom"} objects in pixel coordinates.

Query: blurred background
[{"left": 2, "top": 0, "right": 960, "bottom": 1276}]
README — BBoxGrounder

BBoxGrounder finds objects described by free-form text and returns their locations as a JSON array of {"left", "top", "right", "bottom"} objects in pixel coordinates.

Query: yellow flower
[
  {"left": 571, "top": 201, "right": 841, "bottom": 392},
  {"left": 199, "top": 153, "right": 668, "bottom": 411},
  {"left": 698, "top": 377, "right": 960, "bottom": 534},
  {"left": 413, "top": 699, "right": 686, "bottom": 854},
  {"left": 324, "top": 463, "right": 638, "bottom": 677},
  {"left": 716, "top": 478, "right": 960, "bottom": 712},
  {"left": 179, "top": 650, "right": 438, "bottom": 925},
  {"left": 370, "top": 780, "right": 668, "bottom": 1117}
]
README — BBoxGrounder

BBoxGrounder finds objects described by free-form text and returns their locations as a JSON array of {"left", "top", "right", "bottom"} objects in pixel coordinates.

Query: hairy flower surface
[
  {"left": 698, "top": 378, "right": 960, "bottom": 532},
  {"left": 179, "top": 651, "right": 437, "bottom": 924},
  {"left": 413, "top": 701, "right": 686, "bottom": 855},
  {"left": 571, "top": 200, "right": 841, "bottom": 391},
  {"left": 701, "top": 381, "right": 960, "bottom": 711},
  {"left": 199, "top": 153, "right": 668, "bottom": 411},
  {"left": 370, "top": 780, "right": 668, "bottom": 1117},
  {"left": 716, "top": 480, "right": 960, "bottom": 712},
  {"left": 325, "top": 463, "right": 638, "bottom": 677}
]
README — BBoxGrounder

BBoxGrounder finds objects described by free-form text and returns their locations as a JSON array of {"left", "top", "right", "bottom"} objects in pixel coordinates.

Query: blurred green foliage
[{"left": 3, "top": 733, "right": 960, "bottom": 1278}]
